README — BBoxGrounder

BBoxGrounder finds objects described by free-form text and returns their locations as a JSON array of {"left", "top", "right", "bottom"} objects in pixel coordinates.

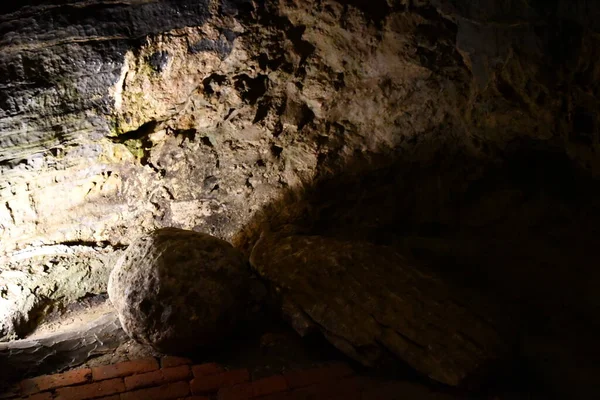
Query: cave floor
[{"left": 1, "top": 298, "right": 546, "bottom": 400}]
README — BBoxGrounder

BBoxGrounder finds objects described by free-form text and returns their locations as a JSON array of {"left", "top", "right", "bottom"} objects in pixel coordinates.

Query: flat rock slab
[
  {"left": 250, "top": 233, "right": 513, "bottom": 387},
  {"left": 0, "top": 311, "right": 128, "bottom": 389}
]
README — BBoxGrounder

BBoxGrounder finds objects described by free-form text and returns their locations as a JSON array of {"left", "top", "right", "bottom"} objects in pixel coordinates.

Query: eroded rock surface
[
  {"left": 250, "top": 232, "right": 513, "bottom": 387},
  {"left": 0, "top": 311, "right": 127, "bottom": 390},
  {"left": 1, "top": 0, "right": 600, "bottom": 397},
  {"left": 1, "top": 0, "right": 598, "bottom": 282},
  {"left": 108, "top": 228, "right": 251, "bottom": 354},
  {"left": 0, "top": 245, "right": 120, "bottom": 341}
]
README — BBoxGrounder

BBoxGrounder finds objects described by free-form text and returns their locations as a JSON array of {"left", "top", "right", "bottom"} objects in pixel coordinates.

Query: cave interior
[{"left": 1, "top": 0, "right": 600, "bottom": 399}]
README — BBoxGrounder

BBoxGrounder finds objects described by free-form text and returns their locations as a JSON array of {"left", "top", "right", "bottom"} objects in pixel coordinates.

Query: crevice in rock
[
  {"left": 171, "top": 127, "right": 197, "bottom": 143},
  {"left": 297, "top": 103, "right": 315, "bottom": 131},
  {"left": 188, "top": 38, "right": 233, "bottom": 60},
  {"left": 234, "top": 73, "right": 269, "bottom": 105},
  {"left": 57, "top": 240, "right": 128, "bottom": 250},
  {"left": 571, "top": 106, "right": 596, "bottom": 145},
  {"left": 108, "top": 120, "right": 161, "bottom": 170},
  {"left": 3, "top": 242, "right": 125, "bottom": 265},
  {"left": 285, "top": 25, "right": 316, "bottom": 70},
  {"left": 202, "top": 73, "right": 228, "bottom": 95},
  {"left": 253, "top": 96, "right": 273, "bottom": 123},
  {"left": 12, "top": 296, "right": 55, "bottom": 339},
  {"left": 270, "top": 144, "right": 283, "bottom": 158},
  {"left": 145, "top": 50, "right": 170, "bottom": 73},
  {"left": 5, "top": 201, "right": 15, "bottom": 224}
]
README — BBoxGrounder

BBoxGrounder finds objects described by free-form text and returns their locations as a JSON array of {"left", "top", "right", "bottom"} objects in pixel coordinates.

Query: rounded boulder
[{"left": 108, "top": 227, "right": 250, "bottom": 354}]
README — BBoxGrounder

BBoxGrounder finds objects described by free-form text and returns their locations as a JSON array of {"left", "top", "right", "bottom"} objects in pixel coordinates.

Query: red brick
[
  {"left": 162, "top": 356, "right": 192, "bottom": 368},
  {"left": 361, "top": 381, "right": 449, "bottom": 400},
  {"left": 125, "top": 365, "right": 191, "bottom": 390},
  {"left": 362, "top": 383, "right": 402, "bottom": 400},
  {"left": 191, "top": 363, "right": 224, "bottom": 377},
  {"left": 121, "top": 380, "right": 190, "bottom": 400},
  {"left": 178, "top": 397, "right": 210, "bottom": 400},
  {"left": 328, "top": 392, "right": 361, "bottom": 400},
  {"left": 163, "top": 365, "right": 191, "bottom": 382},
  {"left": 217, "top": 383, "right": 252, "bottom": 400},
  {"left": 284, "top": 363, "right": 354, "bottom": 389},
  {"left": 337, "top": 375, "right": 383, "bottom": 392},
  {"left": 124, "top": 369, "right": 163, "bottom": 390},
  {"left": 92, "top": 357, "right": 159, "bottom": 381},
  {"left": 22, "top": 368, "right": 92, "bottom": 394},
  {"left": 20, "top": 379, "right": 40, "bottom": 395},
  {"left": 298, "top": 377, "right": 362, "bottom": 400},
  {"left": 28, "top": 393, "right": 53, "bottom": 400},
  {"left": 55, "top": 378, "right": 125, "bottom": 400},
  {"left": 190, "top": 369, "right": 250, "bottom": 394},
  {"left": 217, "top": 377, "right": 287, "bottom": 400},
  {"left": 252, "top": 375, "right": 288, "bottom": 397},
  {"left": 258, "top": 391, "right": 309, "bottom": 400}
]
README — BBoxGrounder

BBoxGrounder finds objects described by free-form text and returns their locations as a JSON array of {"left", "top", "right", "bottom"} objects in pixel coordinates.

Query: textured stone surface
[
  {"left": 0, "top": 312, "right": 127, "bottom": 390},
  {"left": 0, "top": 0, "right": 600, "bottom": 397},
  {"left": 1, "top": 0, "right": 600, "bottom": 335},
  {"left": 250, "top": 232, "right": 512, "bottom": 387},
  {"left": 0, "top": 245, "right": 121, "bottom": 341},
  {"left": 108, "top": 228, "right": 251, "bottom": 354}
]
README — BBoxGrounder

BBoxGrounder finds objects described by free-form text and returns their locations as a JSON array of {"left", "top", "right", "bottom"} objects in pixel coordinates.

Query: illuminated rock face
[
  {"left": 1, "top": 0, "right": 600, "bottom": 395},
  {"left": 1, "top": 0, "right": 598, "bottom": 260},
  {"left": 108, "top": 228, "right": 250, "bottom": 354},
  {"left": 250, "top": 232, "right": 512, "bottom": 387}
]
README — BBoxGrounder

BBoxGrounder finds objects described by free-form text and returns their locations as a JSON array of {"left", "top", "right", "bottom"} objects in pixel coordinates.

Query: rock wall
[{"left": 1, "top": 0, "right": 600, "bottom": 353}]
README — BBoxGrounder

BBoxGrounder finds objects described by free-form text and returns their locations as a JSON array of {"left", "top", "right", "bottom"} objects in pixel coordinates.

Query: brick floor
[{"left": 7, "top": 357, "right": 453, "bottom": 400}]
